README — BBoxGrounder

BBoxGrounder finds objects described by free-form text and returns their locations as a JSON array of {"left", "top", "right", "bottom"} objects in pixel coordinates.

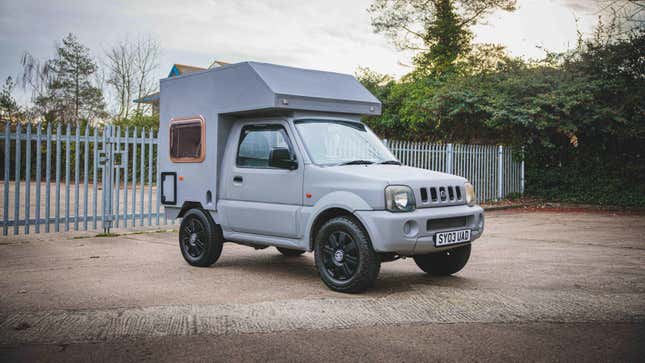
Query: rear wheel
[
  {"left": 413, "top": 244, "right": 471, "bottom": 276},
  {"left": 314, "top": 216, "right": 380, "bottom": 293},
  {"left": 179, "top": 209, "right": 223, "bottom": 267},
  {"left": 276, "top": 247, "right": 305, "bottom": 257}
]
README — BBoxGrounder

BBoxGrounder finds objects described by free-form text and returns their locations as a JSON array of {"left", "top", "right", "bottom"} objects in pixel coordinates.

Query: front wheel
[
  {"left": 413, "top": 244, "right": 471, "bottom": 276},
  {"left": 179, "top": 209, "right": 223, "bottom": 267},
  {"left": 314, "top": 216, "right": 380, "bottom": 293}
]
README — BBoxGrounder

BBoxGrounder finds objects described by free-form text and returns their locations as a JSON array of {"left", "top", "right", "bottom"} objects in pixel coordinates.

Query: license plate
[{"left": 434, "top": 229, "right": 471, "bottom": 247}]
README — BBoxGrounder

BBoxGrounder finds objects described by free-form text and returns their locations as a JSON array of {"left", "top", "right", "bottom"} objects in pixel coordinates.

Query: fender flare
[{"left": 303, "top": 191, "right": 373, "bottom": 250}]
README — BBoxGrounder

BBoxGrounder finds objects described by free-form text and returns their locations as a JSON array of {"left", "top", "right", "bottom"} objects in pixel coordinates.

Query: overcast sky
[{"left": 1, "top": 0, "right": 604, "bottom": 104}]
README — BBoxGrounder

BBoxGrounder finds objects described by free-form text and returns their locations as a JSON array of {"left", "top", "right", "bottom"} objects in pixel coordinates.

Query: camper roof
[{"left": 160, "top": 61, "right": 382, "bottom": 116}]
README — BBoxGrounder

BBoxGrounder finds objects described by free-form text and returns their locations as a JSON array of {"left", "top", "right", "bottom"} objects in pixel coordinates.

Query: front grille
[
  {"left": 427, "top": 216, "right": 469, "bottom": 231},
  {"left": 419, "top": 185, "right": 463, "bottom": 206}
]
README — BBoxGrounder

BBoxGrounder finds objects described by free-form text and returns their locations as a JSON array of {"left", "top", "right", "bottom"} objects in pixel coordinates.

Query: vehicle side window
[
  {"left": 169, "top": 117, "right": 205, "bottom": 162},
  {"left": 237, "top": 125, "right": 294, "bottom": 168}
]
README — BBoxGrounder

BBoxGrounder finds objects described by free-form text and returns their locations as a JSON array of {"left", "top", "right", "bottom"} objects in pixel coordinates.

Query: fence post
[
  {"left": 520, "top": 146, "right": 525, "bottom": 195},
  {"left": 35, "top": 123, "right": 42, "bottom": 233},
  {"left": 25, "top": 124, "right": 31, "bottom": 234},
  {"left": 497, "top": 145, "right": 504, "bottom": 200},
  {"left": 102, "top": 125, "right": 114, "bottom": 234},
  {"left": 14, "top": 124, "right": 21, "bottom": 235},
  {"left": 3, "top": 123, "right": 10, "bottom": 236},
  {"left": 446, "top": 143, "right": 454, "bottom": 174}
]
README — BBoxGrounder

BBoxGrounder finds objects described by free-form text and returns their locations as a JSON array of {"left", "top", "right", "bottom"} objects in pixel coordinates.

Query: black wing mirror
[{"left": 269, "top": 147, "right": 298, "bottom": 170}]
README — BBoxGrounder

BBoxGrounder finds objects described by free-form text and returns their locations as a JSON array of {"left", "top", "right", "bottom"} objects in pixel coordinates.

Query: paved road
[{"left": 0, "top": 210, "right": 644, "bottom": 362}]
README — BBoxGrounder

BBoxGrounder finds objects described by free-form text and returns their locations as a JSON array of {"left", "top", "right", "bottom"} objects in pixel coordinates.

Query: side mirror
[{"left": 269, "top": 147, "right": 298, "bottom": 170}]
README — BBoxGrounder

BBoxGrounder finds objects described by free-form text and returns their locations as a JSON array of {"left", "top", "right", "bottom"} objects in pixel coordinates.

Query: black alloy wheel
[
  {"left": 320, "top": 230, "right": 360, "bottom": 281},
  {"left": 179, "top": 208, "right": 223, "bottom": 267},
  {"left": 314, "top": 216, "right": 380, "bottom": 293},
  {"left": 181, "top": 217, "right": 207, "bottom": 259}
]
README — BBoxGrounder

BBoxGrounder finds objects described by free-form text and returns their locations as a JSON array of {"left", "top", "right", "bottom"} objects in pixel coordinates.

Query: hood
[
  {"left": 329, "top": 165, "right": 466, "bottom": 185},
  {"left": 305, "top": 164, "right": 468, "bottom": 209}
]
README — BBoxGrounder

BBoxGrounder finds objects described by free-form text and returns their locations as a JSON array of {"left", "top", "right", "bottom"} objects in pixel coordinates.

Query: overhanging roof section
[
  {"left": 160, "top": 61, "right": 382, "bottom": 116},
  {"left": 248, "top": 62, "right": 381, "bottom": 109}
]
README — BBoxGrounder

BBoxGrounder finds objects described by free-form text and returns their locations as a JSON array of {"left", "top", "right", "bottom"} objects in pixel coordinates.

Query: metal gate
[{"left": 1, "top": 122, "right": 169, "bottom": 236}]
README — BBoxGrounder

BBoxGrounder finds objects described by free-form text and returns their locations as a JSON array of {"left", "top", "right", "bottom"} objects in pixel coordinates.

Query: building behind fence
[{"left": 1, "top": 123, "right": 523, "bottom": 236}]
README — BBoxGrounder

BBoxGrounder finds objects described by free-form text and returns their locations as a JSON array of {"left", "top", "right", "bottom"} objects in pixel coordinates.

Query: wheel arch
[
  {"left": 177, "top": 201, "right": 203, "bottom": 218},
  {"left": 307, "top": 207, "right": 374, "bottom": 251},
  {"left": 177, "top": 201, "right": 222, "bottom": 230},
  {"left": 304, "top": 191, "right": 375, "bottom": 251}
]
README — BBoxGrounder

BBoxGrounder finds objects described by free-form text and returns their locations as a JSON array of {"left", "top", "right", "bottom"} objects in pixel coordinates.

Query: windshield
[{"left": 294, "top": 120, "right": 397, "bottom": 166}]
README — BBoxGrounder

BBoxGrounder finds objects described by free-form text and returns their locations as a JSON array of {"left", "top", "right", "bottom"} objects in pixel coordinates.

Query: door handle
[{"left": 233, "top": 176, "right": 243, "bottom": 183}]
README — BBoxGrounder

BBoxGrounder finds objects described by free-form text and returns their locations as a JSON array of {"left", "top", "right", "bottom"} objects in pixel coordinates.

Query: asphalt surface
[{"left": 0, "top": 209, "right": 644, "bottom": 362}]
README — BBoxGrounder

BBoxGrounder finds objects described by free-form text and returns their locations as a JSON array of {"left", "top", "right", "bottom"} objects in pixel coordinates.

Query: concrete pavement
[{"left": 0, "top": 210, "right": 644, "bottom": 361}]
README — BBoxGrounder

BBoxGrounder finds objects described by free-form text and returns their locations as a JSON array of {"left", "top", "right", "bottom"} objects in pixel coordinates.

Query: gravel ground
[{"left": 0, "top": 209, "right": 643, "bottom": 362}]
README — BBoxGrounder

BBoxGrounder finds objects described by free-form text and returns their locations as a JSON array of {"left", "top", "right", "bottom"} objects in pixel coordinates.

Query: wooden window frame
[{"left": 169, "top": 115, "right": 206, "bottom": 163}]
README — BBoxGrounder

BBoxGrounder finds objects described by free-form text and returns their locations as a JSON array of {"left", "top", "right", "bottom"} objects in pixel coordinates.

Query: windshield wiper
[
  {"left": 378, "top": 160, "right": 402, "bottom": 165},
  {"left": 339, "top": 160, "right": 375, "bottom": 166}
]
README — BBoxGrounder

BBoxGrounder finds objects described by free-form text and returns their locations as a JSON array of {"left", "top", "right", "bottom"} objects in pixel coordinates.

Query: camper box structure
[{"left": 159, "top": 61, "right": 381, "bottom": 217}]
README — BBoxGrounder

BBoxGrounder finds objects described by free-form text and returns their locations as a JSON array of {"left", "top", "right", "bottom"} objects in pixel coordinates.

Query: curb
[{"left": 483, "top": 204, "right": 530, "bottom": 211}]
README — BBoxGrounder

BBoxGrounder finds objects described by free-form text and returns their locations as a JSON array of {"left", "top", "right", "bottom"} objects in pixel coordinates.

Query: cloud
[
  {"left": 0, "top": 0, "right": 608, "bottom": 106},
  {"left": 0, "top": 0, "right": 408, "bottom": 104},
  {"left": 556, "top": 0, "right": 599, "bottom": 13}
]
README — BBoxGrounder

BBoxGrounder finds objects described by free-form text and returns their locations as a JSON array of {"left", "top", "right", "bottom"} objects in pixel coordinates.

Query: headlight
[
  {"left": 464, "top": 182, "right": 476, "bottom": 207},
  {"left": 385, "top": 185, "right": 416, "bottom": 212}
]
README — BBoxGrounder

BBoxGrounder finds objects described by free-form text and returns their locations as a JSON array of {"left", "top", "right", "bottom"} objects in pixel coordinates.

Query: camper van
[{"left": 159, "top": 62, "right": 484, "bottom": 293}]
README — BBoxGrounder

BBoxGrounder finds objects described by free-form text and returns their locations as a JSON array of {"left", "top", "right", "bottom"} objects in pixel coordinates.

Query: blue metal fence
[
  {"left": 1, "top": 123, "right": 169, "bottom": 236},
  {"left": 384, "top": 140, "right": 524, "bottom": 203}
]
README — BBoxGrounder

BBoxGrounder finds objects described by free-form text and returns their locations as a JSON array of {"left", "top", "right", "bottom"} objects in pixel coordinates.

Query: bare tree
[
  {"left": 105, "top": 36, "right": 160, "bottom": 119},
  {"left": 105, "top": 40, "right": 135, "bottom": 119},
  {"left": 19, "top": 52, "right": 54, "bottom": 113},
  {"left": 588, "top": 0, "right": 645, "bottom": 45},
  {"left": 133, "top": 37, "right": 160, "bottom": 114},
  {"left": 598, "top": 0, "right": 645, "bottom": 22}
]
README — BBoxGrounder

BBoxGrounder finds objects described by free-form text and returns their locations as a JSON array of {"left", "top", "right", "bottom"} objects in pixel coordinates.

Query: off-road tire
[
  {"left": 179, "top": 208, "right": 223, "bottom": 267},
  {"left": 276, "top": 247, "right": 306, "bottom": 256},
  {"left": 314, "top": 216, "right": 381, "bottom": 293},
  {"left": 413, "top": 244, "right": 471, "bottom": 276}
]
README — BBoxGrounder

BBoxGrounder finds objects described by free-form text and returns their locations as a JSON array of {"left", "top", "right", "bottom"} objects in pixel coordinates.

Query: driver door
[{"left": 224, "top": 122, "right": 303, "bottom": 238}]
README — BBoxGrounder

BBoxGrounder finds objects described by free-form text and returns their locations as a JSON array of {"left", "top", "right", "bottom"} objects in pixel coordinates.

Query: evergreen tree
[
  {"left": 37, "top": 33, "right": 106, "bottom": 123},
  {"left": 0, "top": 77, "right": 20, "bottom": 122}
]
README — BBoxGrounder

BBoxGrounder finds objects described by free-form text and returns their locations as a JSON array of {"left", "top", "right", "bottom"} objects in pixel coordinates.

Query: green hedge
[{"left": 359, "top": 31, "right": 645, "bottom": 207}]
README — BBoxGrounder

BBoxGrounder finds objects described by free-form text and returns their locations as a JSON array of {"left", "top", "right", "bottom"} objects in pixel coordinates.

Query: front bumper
[{"left": 355, "top": 204, "right": 484, "bottom": 256}]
